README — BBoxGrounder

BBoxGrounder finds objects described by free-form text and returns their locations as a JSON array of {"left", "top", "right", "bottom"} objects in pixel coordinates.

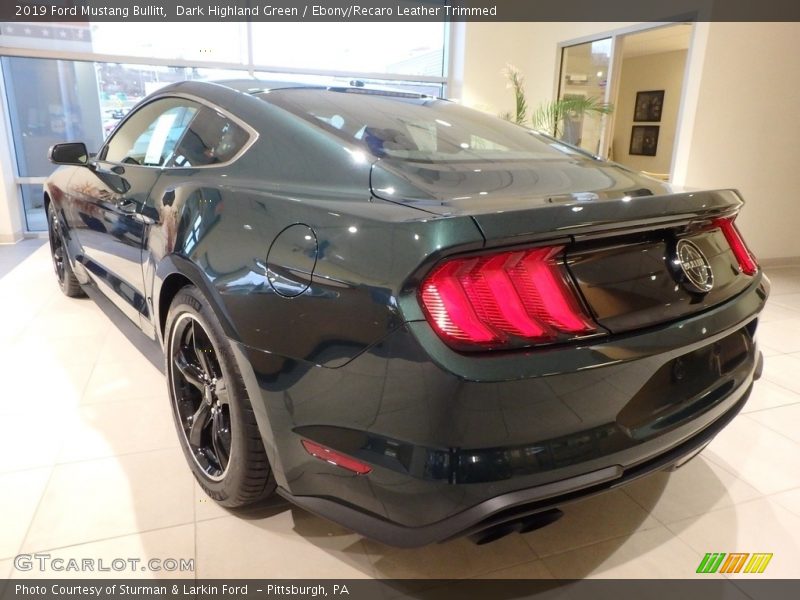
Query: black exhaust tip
[
  {"left": 469, "top": 508, "right": 564, "bottom": 545},
  {"left": 470, "top": 521, "right": 521, "bottom": 546},
  {"left": 518, "top": 508, "right": 564, "bottom": 533}
]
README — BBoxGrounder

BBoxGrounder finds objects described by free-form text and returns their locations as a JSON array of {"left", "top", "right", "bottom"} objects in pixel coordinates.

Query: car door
[{"left": 66, "top": 97, "right": 200, "bottom": 324}]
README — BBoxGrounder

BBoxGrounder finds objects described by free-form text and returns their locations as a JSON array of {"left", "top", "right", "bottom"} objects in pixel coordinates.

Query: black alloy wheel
[
  {"left": 46, "top": 202, "right": 84, "bottom": 297},
  {"left": 48, "top": 206, "right": 66, "bottom": 284},
  {"left": 165, "top": 285, "right": 275, "bottom": 506},
  {"left": 169, "top": 313, "right": 233, "bottom": 481}
]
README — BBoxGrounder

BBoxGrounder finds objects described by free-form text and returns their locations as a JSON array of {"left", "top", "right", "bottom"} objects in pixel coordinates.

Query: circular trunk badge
[{"left": 676, "top": 239, "right": 714, "bottom": 293}]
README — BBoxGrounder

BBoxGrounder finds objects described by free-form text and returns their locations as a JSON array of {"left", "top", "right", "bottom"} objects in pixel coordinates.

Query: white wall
[
  {"left": 612, "top": 49, "right": 687, "bottom": 174},
  {"left": 0, "top": 165, "right": 23, "bottom": 244},
  {"left": 456, "top": 21, "right": 800, "bottom": 260},
  {"left": 679, "top": 22, "right": 800, "bottom": 261},
  {"left": 0, "top": 69, "right": 23, "bottom": 244}
]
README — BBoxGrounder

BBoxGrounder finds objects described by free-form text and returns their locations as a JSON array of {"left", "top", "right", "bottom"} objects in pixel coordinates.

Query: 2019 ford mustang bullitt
[{"left": 45, "top": 80, "right": 767, "bottom": 547}]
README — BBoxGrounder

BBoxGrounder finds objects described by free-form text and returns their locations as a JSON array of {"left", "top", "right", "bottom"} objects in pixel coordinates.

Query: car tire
[
  {"left": 47, "top": 202, "right": 84, "bottom": 298},
  {"left": 165, "top": 285, "right": 276, "bottom": 507}
]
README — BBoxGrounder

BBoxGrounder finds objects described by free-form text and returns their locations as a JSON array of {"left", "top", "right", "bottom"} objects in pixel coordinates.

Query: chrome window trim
[{"left": 99, "top": 92, "right": 260, "bottom": 171}]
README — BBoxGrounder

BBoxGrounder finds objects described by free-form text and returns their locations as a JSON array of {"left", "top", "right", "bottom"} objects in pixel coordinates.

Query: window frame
[
  {"left": 98, "top": 93, "right": 259, "bottom": 171},
  {"left": 165, "top": 104, "right": 252, "bottom": 169}
]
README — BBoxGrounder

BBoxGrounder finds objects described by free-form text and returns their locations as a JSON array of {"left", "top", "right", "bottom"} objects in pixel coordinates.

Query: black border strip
[
  {"left": 2, "top": 0, "right": 800, "bottom": 22},
  {"left": 3, "top": 579, "right": 800, "bottom": 599}
]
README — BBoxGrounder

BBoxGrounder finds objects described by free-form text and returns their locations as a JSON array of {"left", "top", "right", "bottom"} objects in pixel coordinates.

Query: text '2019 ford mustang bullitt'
[{"left": 44, "top": 80, "right": 767, "bottom": 546}]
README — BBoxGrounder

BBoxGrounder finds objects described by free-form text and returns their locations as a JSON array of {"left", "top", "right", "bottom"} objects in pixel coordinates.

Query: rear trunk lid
[
  {"left": 373, "top": 158, "right": 755, "bottom": 334},
  {"left": 565, "top": 224, "right": 753, "bottom": 334}
]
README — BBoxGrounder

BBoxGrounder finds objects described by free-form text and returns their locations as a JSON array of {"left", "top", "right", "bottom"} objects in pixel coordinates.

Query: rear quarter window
[{"left": 169, "top": 107, "right": 250, "bottom": 167}]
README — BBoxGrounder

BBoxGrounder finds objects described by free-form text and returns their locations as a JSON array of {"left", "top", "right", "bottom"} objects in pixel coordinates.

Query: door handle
[
  {"left": 116, "top": 199, "right": 138, "bottom": 213},
  {"left": 130, "top": 213, "right": 155, "bottom": 226}
]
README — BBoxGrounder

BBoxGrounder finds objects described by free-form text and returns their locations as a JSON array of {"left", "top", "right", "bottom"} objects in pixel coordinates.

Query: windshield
[{"left": 259, "top": 88, "right": 585, "bottom": 163}]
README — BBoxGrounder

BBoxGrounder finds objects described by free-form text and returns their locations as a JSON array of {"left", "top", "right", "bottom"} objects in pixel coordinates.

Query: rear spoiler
[{"left": 471, "top": 190, "right": 744, "bottom": 247}]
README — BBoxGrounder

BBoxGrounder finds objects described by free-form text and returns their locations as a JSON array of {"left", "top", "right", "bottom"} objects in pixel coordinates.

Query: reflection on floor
[
  {"left": 0, "top": 238, "right": 45, "bottom": 279},
  {"left": 1, "top": 244, "right": 800, "bottom": 582}
]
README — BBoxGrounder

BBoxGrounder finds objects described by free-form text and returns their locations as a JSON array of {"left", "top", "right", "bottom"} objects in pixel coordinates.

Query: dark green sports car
[{"left": 44, "top": 80, "right": 767, "bottom": 546}]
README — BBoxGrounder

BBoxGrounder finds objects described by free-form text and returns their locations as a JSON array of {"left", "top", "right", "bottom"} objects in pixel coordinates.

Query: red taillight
[
  {"left": 301, "top": 439, "right": 372, "bottom": 475},
  {"left": 419, "top": 245, "right": 596, "bottom": 350},
  {"left": 713, "top": 217, "right": 758, "bottom": 276}
]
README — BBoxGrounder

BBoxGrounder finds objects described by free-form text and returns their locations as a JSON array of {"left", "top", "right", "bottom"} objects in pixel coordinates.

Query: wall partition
[{"left": 0, "top": 18, "right": 448, "bottom": 232}]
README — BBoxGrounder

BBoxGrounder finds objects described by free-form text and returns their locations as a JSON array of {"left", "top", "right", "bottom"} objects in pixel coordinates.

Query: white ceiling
[{"left": 623, "top": 25, "right": 692, "bottom": 58}]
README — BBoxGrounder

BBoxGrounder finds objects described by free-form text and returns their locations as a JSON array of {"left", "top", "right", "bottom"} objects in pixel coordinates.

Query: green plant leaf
[
  {"left": 501, "top": 64, "right": 528, "bottom": 125},
  {"left": 531, "top": 96, "right": 614, "bottom": 138},
  {"left": 500, "top": 65, "right": 614, "bottom": 138}
]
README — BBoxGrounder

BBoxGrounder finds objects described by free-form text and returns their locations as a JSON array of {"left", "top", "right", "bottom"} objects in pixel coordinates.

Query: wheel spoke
[
  {"left": 170, "top": 314, "right": 233, "bottom": 480},
  {"left": 211, "top": 409, "right": 231, "bottom": 470},
  {"left": 215, "top": 378, "right": 230, "bottom": 405},
  {"left": 174, "top": 346, "right": 206, "bottom": 391},
  {"left": 192, "top": 320, "right": 214, "bottom": 379},
  {"left": 49, "top": 215, "right": 65, "bottom": 281},
  {"left": 188, "top": 402, "right": 211, "bottom": 448}
]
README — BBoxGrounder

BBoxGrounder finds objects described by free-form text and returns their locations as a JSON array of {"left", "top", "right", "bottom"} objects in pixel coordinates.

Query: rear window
[{"left": 259, "top": 89, "right": 581, "bottom": 163}]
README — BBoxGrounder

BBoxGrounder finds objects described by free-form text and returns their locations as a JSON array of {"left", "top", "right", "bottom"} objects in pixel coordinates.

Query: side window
[
  {"left": 103, "top": 98, "right": 199, "bottom": 167},
  {"left": 169, "top": 107, "right": 249, "bottom": 167}
]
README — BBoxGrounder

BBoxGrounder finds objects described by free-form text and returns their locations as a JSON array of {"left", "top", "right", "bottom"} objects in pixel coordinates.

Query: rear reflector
[
  {"left": 713, "top": 217, "right": 758, "bottom": 276},
  {"left": 301, "top": 439, "right": 372, "bottom": 475},
  {"left": 419, "top": 245, "right": 596, "bottom": 350}
]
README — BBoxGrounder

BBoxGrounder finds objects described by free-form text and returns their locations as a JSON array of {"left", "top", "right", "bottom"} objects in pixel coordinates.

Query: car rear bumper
[
  {"left": 229, "top": 275, "right": 768, "bottom": 546},
  {"left": 278, "top": 378, "right": 753, "bottom": 547}
]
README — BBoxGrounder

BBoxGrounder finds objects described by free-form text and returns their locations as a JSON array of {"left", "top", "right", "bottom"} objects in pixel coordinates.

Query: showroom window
[
  {"left": 250, "top": 22, "right": 446, "bottom": 78},
  {"left": 89, "top": 22, "right": 250, "bottom": 64},
  {"left": 0, "top": 16, "right": 448, "bottom": 231},
  {"left": 1, "top": 56, "right": 105, "bottom": 230},
  {"left": 0, "top": 57, "right": 219, "bottom": 230}
]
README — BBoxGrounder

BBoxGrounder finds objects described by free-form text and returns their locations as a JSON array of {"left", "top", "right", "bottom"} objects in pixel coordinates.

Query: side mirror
[{"left": 49, "top": 142, "right": 89, "bottom": 166}]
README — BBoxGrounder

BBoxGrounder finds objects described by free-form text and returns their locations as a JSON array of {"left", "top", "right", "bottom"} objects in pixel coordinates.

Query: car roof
[
  {"left": 154, "top": 79, "right": 439, "bottom": 105},
  {"left": 215, "top": 79, "right": 436, "bottom": 100},
  {"left": 214, "top": 79, "right": 321, "bottom": 94}
]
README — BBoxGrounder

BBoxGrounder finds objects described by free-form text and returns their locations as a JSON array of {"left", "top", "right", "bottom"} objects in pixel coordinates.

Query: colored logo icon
[{"left": 696, "top": 552, "right": 773, "bottom": 574}]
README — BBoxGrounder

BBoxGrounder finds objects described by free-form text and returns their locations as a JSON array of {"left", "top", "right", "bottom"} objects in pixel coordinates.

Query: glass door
[{"left": 557, "top": 38, "right": 614, "bottom": 157}]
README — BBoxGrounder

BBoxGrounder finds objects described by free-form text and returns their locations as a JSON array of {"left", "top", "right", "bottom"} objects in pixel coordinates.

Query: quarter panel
[{"left": 145, "top": 167, "right": 485, "bottom": 367}]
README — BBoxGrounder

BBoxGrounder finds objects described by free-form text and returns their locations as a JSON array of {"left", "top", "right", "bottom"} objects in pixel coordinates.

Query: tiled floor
[{"left": 2, "top": 243, "right": 800, "bottom": 580}]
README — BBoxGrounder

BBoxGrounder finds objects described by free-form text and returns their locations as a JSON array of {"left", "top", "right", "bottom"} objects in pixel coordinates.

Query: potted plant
[{"left": 501, "top": 64, "right": 613, "bottom": 140}]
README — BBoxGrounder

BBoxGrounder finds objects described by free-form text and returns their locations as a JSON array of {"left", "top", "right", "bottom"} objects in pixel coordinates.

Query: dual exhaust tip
[{"left": 468, "top": 508, "right": 564, "bottom": 546}]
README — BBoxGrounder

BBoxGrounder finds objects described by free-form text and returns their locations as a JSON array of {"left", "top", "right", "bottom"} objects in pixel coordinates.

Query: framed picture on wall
[
  {"left": 634, "top": 90, "right": 665, "bottom": 122},
  {"left": 630, "top": 125, "right": 660, "bottom": 156}
]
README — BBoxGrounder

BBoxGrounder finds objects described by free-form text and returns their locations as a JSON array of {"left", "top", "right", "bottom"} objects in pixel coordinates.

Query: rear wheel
[
  {"left": 47, "top": 203, "right": 84, "bottom": 298},
  {"left": 165, "top": 285, "right": 275, "bottom": 507}
]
